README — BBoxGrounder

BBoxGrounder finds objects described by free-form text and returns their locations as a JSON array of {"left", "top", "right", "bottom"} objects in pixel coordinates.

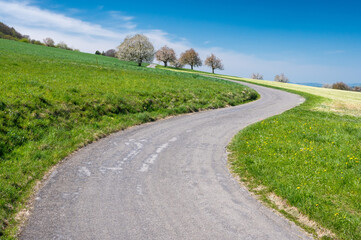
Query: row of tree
[
  {"left": 0, "top": 22, "right": 79, "bottom": 51},
  {"left": 115, "top": 34, "right": 224, "bottom": 73}
]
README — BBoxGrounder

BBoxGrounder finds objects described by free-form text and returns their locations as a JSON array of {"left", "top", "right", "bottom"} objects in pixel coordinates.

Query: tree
[
  {"left": 155, "top": 46, "right": 176, "bottom": 67},
  {"left": 204, "top": 54, "right": 224, "bottom": 74},
  {"left": 251, "top": 73, "right": 263, "bottom": 80},
  {"left": 116, "top": 34, "right": 154, "bottom": 66},
  {"left": 95, "top": 50, "right": 101, "bottom": 55},
  {"left": 170, "top": 59, "right": 184, "bottom": 68},
  {"left": 43, "top": 37, "right": 55, "bottom": 47},
  {"left": 332, "top": 82, "right": 350, "bottom": 91},
  {"left": 179, "top": 48, "right": 202, "bottom": 70},
  {"left": 104, "top": 49, "right": 116, "bottom": 57},
  {"left": 56, "top": 41, "right": 68, "bottom": 49},
  {"left": 274, "top": 73, "right": 289, "bottom": 83}
]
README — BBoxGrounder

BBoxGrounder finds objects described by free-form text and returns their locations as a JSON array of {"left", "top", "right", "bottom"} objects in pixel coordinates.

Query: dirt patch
[{"left": 267, "top": 193, "right": 335, "bottom": 239}]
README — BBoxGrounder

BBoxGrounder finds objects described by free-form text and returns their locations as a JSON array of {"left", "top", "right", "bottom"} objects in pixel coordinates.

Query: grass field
[
  {"left": 160, "top": 67, "right": 361, "bottom": 239},
  {"left": 0, "top": 39, "right": 258, "bottom": 238}
]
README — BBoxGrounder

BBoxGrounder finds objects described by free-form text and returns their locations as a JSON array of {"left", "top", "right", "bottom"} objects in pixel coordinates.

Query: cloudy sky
[{"left": 1, "top": 0, "right": 361, "bottom": 84}]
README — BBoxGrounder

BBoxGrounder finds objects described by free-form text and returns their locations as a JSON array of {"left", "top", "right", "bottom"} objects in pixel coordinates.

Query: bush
[
  {"left": 353, "top": 86, "right": 361, "bottom": 92},
  {"left": 19, "top": 38, "right": 30, "bottom": 43},
  {"left": 251, "top": 73, "right": 263, "bottom": 80},
  {"left": 274, "top": 73, "right": 289, "bottom": 83},
  {"left": 332, "top": 82, "right": 350, "bottom": 91}
]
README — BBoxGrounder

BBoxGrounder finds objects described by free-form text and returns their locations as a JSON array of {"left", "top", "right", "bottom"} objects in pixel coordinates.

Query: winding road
[{"left": 20, "top": 80, "right": 312, "bottom": 240}]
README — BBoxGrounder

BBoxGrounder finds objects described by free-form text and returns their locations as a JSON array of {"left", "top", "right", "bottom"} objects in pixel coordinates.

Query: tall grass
[{"left": 0, "top": 39, "right": 258, "bottom": 238}]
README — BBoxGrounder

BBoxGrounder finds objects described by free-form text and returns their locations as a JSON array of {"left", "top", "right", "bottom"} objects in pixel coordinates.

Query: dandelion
[
  {"left": 335, "top": 213, "right": 339, "bottom": 216},
  {"left": 297, "top": 187, "right": 300, "bottom": 189}
]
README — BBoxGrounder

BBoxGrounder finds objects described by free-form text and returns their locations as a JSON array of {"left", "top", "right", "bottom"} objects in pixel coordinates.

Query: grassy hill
[
  {"left": 161, "top": 67, "right": 361, "bottom": 239},
  {"left": 0, "top": 39, "right": 258, "bottom": 238}
]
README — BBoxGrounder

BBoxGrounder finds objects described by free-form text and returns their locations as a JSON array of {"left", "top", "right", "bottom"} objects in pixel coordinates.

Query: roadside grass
[
  {"left": 160, "top": 67, "right": 361, "bottom": 239},
  {"left": 0, "top": 39, "right": 258, "bottom": 239},
  {"left": 229, "top": 93, "right": 361, "bottom": 239}
]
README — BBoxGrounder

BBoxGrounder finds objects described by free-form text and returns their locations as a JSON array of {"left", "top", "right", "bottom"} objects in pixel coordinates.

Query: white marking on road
[
  {"left": 146, "top": 154, "right": 158, "bottom": 164},
  {"left": 156, "top": 143, "right": 168, "bottom": 153},
  {"left": 78, "top": 167, "right": 91, "bottom": 177},
  {"left": 136, "top": 184, "right": 143, "bottom": 195},
  {"left": 139, "top": 140, "right": 174, "bottom": 172},
  {"left": 186, "top": 129, "right": 192, "bottom": 133},
  {"left": 104, "top": 167, "right": 123, "bottom": 171},
  {"left": 139, "top": 163, "right": 149, "bottom": 172}
]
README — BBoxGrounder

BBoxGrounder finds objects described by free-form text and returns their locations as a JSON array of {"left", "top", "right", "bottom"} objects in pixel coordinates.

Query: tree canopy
[
  {"left": 156, "top": 46, "right": 176, "bottom": 67},
  {"left": 179, "top": 48, "right": 202, "bottom": 70},
  {"left": 116, "top": 34, "right": 154, "bottom": 66},
  {"left": 204, "top": 54, "right": 224, "bottom": 74}
]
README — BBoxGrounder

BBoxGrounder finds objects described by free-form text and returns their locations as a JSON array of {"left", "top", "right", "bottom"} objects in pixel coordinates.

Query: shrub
[
  {"left": 19, "top": 38, "right": 30, "bottom": 43},
  {"left": 251, "top": 73, "right": 263, "bottom": 80},
  {"left": 332, "top": 82, "right": 350, "bottom": 91},
  {"left": 274, "top": 73, "right": 289, "bottom": 83}
]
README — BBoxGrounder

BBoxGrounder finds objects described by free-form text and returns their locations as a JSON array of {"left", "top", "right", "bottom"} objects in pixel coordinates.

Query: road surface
[{"left": 20, "top": 80, "right": 312, "bottom": 240}]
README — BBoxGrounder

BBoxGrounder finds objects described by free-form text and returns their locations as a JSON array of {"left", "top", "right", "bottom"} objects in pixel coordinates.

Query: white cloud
[
  {"left": 0, "top": 1, "right": 126, "bottom": 38},
  {"left": 0, "top": 1, "right": 358, "bottom": 83},
  {"left": 108, "top": 11, "right": 136, "bottom": 29}
]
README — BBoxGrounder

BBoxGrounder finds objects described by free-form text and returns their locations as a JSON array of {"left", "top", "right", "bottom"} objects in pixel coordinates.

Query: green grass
[
  {"left": 229, "top": 93, "right": 361, "bottom": 239},
  {"left": 0, "top": 39, "right": 258, "bottom": 238},
  {"left": 159, "top": 67, "right": 361, "bottom": 239}
]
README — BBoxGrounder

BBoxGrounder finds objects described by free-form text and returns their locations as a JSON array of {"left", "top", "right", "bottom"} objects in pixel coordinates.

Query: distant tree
[
  {"left": 179, "top": 48, "right": 202, "bottom": 70},
  {"left": 322, "top": 83, "right": 332, "bottom": 88},
  {"left": 95, "top": 50, "right": 101, "bottom": 55},
  {"left": 116, "top": 34, "right": 154, "bottom": 66},
  {"left": 0, "top": 22, "right": 23, "bottom": 39},
  {"left": 101, "top": 51, "right": 105, "bottom": 56},
  {"left": 19, "top": 38, "right": 30, "bottom": 43},
  {"left": 204, "top": 54, "right": 223, "bottom": 74},
  {"left": 104, "top": 49, "right": 116, "bottom": 57},
  {"left": 170, "top": 59, "right": 184, "bottom": 68},
  {"left": 353, "top": 86, "right": 361, "bottom": 92},
  {"left": 31, "top": 39, "right": 43, "bottom": 45},
  {"left": 332, "top": 82, "right": 350, "bottom": 91},
  {"left": 56, "top": 41, "right": 68, "bottom": 49},
  {"left": 43, "top": 37, "right": 55, "bottom": 47},
  {"left": 274, "top": 73, "right": 289, "bottom": 83},
  {"left": 251, "top": 73, "right": 263, "bottom": 80},
  {"left": 155, "top": 46, "right": 176, "bottom": 67}
]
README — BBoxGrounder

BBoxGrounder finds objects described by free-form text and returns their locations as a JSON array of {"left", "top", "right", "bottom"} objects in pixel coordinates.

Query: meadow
[
  {"left": 0, "top": 39, "right": 258, "bottom": 238},
  {"left": 160, "top": 67, "right": 361, "bottom": 239}
]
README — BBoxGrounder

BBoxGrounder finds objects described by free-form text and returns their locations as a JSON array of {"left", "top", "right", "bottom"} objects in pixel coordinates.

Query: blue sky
[{"left": 1, "top": 0, "right": 361, "bottom": 84}]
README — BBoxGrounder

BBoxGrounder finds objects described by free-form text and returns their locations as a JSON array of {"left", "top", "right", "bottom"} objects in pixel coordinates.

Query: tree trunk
[
  {"left": 164, "top": 61, "right": 167, "bottom": 67},
  {"left": 191, "top": 65, "right": 193, "bottom": 70},
  {"left": 212, "top": 68, "right": 215, "bottom": 74},
  {"left": 138, "top": 60, "right": 142, "bottom": 66}
]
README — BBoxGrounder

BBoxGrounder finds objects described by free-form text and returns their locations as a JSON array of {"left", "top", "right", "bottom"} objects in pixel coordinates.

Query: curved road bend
[{"left": 20, "top": 81, "right": 312, "bottom": 240}]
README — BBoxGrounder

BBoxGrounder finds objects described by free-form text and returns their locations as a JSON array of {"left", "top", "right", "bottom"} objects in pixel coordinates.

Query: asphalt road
[{"left": 20, "top": 80, "right": 312, "bottom": 240}]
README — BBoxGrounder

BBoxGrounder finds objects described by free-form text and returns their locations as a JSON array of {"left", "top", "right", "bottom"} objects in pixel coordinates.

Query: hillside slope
[{"left": 0, "top": 39, "right": 258, "bottom": 238}]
